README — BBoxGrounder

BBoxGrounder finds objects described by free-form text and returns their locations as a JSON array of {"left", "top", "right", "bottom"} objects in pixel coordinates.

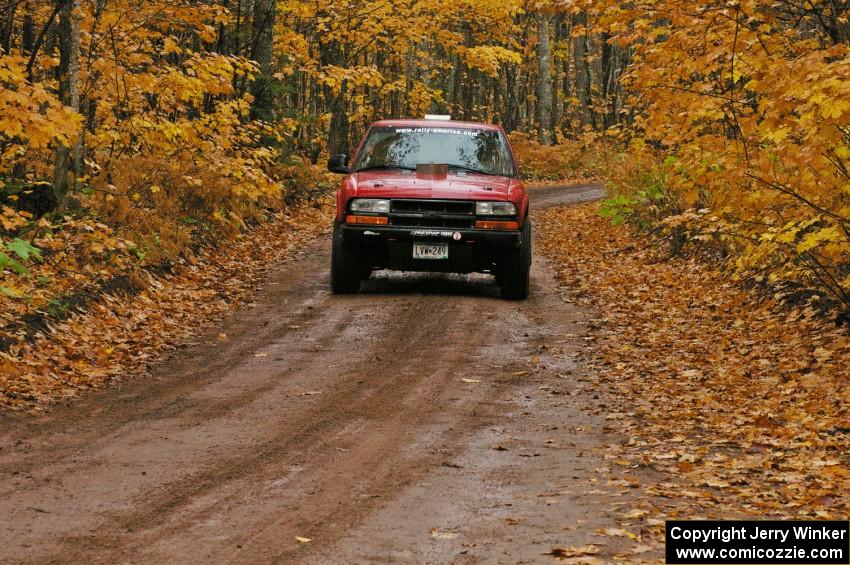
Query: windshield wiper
[
  {"left": 356, "top": 164, "right": 416, "bottom": 172},
  {"left": 447, "top": 164, "right": 497, "bottom": 176}
]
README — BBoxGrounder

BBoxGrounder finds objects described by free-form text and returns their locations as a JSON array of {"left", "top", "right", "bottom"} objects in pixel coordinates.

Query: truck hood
[{"left": 353, "top": 170, "right": 514, "bottom": 200}]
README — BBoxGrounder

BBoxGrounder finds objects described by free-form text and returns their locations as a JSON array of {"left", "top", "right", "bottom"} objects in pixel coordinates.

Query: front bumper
[{"left": 340, "top": 223, "right": 523, "bottom": 274}]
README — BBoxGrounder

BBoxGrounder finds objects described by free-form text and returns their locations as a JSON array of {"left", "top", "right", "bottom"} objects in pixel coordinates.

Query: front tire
[
  {"left": 331, "top": 225, "right": 362, "bottom": 294},
  {"left": 500, "top": 219, "right": 532, "bottom": 300}
]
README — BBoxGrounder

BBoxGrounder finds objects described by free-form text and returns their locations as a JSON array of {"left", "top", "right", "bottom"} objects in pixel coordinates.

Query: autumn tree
[
  {"left": 589, "top": 0, "right": 850, "bottom": 308},
  {"left": 536, "top": 11, "right": 553, "bottom": 144},
  {"left": 52, "top": 0, "right": 82, "bottom": 206},
  {"left": 250, "top": 0, "right": 277, "bottom": 122}
]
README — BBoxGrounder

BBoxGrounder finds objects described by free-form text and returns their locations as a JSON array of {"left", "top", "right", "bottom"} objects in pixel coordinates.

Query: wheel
[
  {"left": 331, "top": 224, "right": 362, "bottom": 294},
  {"left": 358, "top": 263, "right": 373, "bottom": 281},
  {"left": 500, "top": 218, "right": 532, "bottom": 300}
]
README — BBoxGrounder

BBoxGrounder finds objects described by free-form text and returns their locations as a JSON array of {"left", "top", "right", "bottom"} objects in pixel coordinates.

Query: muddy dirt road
[{"left": 0, "top": 184, "right": 649, "bottom": 564}]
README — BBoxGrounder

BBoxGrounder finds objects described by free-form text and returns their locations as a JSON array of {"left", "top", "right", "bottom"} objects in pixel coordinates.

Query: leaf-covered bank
[
  {"left": 0, "top": 201, "right": 330, "bottom": 411},
  {"left": 538, "top": 204, "right": 850, "bottom": 528}
]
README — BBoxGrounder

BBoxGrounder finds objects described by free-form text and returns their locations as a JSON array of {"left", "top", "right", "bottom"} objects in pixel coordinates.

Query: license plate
[{"left": 413, "top": 243, "right": 449, "bottom": 260}]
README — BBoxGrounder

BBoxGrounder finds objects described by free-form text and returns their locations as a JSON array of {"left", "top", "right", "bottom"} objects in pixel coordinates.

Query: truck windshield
[{"left": 354, "top": 126, "right": 516, "bottom": 177}]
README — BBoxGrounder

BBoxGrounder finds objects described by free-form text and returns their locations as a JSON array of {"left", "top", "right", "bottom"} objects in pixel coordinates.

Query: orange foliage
[
  {"left": 510, "top": 132, "right": 609, "bottom": 183},
  {"left": 1, "top": 1, "right": 334, "bottom": 328},
  {"left": 585, "top": 0, "right": 850, "bottom": 310}
]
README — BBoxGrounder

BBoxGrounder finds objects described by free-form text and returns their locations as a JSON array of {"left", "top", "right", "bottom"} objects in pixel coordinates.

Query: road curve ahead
[{"left": 0, "top": 184, "right": 634, "bottom": 565}]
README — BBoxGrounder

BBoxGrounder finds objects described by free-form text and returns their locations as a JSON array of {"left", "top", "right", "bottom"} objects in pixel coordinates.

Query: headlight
[
  {"left": 476, "top": 201, "right": 517, "bottom": 216},
  {"left": 350, "top": 198, "right": 390, "bottom": 214}
]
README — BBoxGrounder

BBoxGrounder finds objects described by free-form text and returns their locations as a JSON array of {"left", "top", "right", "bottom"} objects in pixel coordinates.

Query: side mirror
[{"left": 328, "top": 154, "right": 351, "bottom": 174}]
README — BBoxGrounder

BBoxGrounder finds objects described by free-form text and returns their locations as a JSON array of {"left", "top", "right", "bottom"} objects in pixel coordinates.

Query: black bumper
[{"left": 340, "top": 224, "right": 524, "bottom": 274}]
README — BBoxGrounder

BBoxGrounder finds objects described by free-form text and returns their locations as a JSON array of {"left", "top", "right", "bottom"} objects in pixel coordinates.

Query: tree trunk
[
  {"left": 572, "top": 12, "right": 592, "bottom": 128},
  {"left": 463, "top": 68, "right": 475, "bottom": 121},
  {"left": 461, "top": 25, "right": 474, "bottom": 121},
  {"left": 536, "top": 12, "right": 553, "bottom": 144},
  {"left": 550, "top": 15, "right": 563, "bottom": 137},
  {"left": 328, "top": 90, "right": 350, "bottom": 155},
  {"left": 53, "top": 0, "right": 82, "bottom": 207},
  {"left": 601, "top": 32, "right": 621, "bottom": 128},
  {"left": 1, "top": 2, "right": 16, "bottom": 53},
  {"left": 404, "top": 43, "right": 415, "bottom": 115},
  {"left": 250, "top": 0, "right": 276, "bottom": 121},
  {"left": 21, "top": 9, "right": 34, "bottom": 54},
  {"left": 605, "top": 40, "right": 621, "bottom": 127},
  {"left": 447, "top": 53, "right": 459, "bottom": 114},
  {"left": 320, "top": 37, "right": 350, "bottom": 155}
]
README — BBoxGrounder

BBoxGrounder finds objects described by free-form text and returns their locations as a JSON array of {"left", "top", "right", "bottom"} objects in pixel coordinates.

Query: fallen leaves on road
[
  {"left": 622, "top": 509, "right": 648, "bottom": 520},
  {"left": 538, "top": 203, "right": 850, "bottom": 527},
  {"left": 430, "top": 528, "right": 460, "bottom": 540},
  {"left": 544, "top": 544, "right": 602, "bottom": 558},
  {"left": 598, "top": 528, "right": 638, "bottom": 540}
]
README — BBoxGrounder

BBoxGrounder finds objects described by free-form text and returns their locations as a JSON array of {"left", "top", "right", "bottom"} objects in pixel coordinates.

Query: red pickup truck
[{"left": 327, "top": 118, "right": 531, "bottom": 299}]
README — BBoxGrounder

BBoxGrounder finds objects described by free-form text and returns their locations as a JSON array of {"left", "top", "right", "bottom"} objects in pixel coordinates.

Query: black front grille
[
  {"left": 390, "top": 199, "right": 476, "bottom": 229},
  {"left": 391, "top": 199, "right": 475, "bottom": 215}
]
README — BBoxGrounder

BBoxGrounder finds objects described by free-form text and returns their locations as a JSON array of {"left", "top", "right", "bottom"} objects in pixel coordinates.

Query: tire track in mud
[{"left": 54, "top": 284, "right": 530, "bottom": 564}]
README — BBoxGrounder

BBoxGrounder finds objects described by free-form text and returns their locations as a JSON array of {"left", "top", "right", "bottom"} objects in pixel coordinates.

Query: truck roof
[{"left": 370, "top": 119, "right": 503, "bottom": 132}]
